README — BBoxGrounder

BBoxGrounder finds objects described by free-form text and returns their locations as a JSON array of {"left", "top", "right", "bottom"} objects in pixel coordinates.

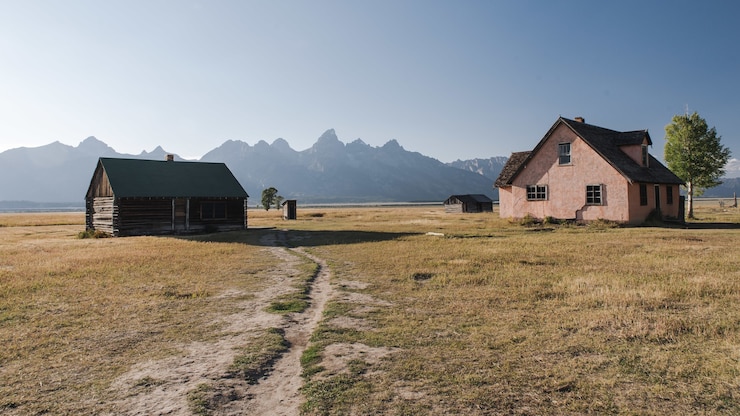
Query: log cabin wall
[
  {"left": 444, "top": 199, "right": 465, "bottom": 213},
  {"left": 109, "top": 197, "right": 247, "bottom": 236}
]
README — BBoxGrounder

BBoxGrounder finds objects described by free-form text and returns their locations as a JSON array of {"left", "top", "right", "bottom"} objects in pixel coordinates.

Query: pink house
[{"left": 495, "top": 117, "right": 684, "bottom": 225}]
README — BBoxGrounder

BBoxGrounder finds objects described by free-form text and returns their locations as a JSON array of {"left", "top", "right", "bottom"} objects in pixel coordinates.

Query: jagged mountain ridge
[
  {"left": 448, "top": 157, "right": 508, "bottom": 182},
  {"left": 0, "top": 131, "right": 501, "bottom": 204},
  {"left": 200, "top": 129, "right": 500, "bottom": 203}
]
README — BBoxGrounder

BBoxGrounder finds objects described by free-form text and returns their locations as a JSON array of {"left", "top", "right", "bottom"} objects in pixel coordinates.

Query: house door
[{"left": 654, "top": 185, "right": 661, "bottom": 212}]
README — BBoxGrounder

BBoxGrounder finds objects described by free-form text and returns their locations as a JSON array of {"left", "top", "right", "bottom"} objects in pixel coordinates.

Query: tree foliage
[
  {"left": 664, "top": 112, "right": 731, "bottom": 218},
  {"left": 261, "top": 187, "right": 279, "bottom": 211}
]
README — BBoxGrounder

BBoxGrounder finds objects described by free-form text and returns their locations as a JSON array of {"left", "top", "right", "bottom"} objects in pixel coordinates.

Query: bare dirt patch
[
  {"left": 317, "top": 343, "right": 399, "bottom": 379},
  {"left": 107, "top": 231, "right": 334, "bottom": 415}
]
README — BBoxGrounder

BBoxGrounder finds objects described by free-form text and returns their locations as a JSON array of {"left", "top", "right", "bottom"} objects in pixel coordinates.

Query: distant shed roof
[
  {"left": 96, "top": 158, "right": 248, "bottom": 198},
  {"left": 445, "top": 194, "right": 493, "bottom": 204}
]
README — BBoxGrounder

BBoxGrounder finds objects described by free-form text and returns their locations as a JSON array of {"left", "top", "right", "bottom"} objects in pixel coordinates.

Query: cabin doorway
[
  {"left": 173, "top": 198, "right": 189, "bottom": 232},
  {"left": 654, "top": 185, "right": 661, "bottom": 213}
]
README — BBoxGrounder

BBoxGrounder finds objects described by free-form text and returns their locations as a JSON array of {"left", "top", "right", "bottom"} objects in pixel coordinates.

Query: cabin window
[
  {"left": 526, "top": 185, "right": 548, "bottom": 200},
  {"left": 586, "top": 184, "right": 603, "bottom": 205},
  {"left": 666, "top": 185, "right": 674, "bottom": 205},
  {"left": 639, "top": 184, "right": 648, "bottom": 206},
  {"left": 201, "top": 202, "right": 227, "bottom": 220},
  {"left": 641, "top": 145, "right": 649, "bottom": 167},
  {"left": 558, "top": 143, "right": 571, "bottom": 165}
]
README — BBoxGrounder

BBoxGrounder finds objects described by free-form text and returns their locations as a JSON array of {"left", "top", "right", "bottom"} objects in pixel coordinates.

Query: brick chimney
[
  {"left": 166, "top": 154, "right": 174, "bottom": 161},
  {"left": 574, "top": 117, "right": 585, "bottom": 123}
]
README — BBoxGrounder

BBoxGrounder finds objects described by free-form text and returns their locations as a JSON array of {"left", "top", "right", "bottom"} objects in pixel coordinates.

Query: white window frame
[
  {"left": 559, "top": 143, "right": 571, "bottom": 165},
  {"left": 526, "top": 185, "right": 548, "bottom": 201},
  {"left": 586, "top": 184, "right": 603, "bottom": 205}
]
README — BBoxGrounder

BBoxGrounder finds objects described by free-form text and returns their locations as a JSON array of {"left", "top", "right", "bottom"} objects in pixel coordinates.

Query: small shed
[
  {"left": 444, "top": 194, "right": 494, "bottom": 213},
  {"left": 282, "top": 199, "right": 297, "bottom": 220},
  {"left": 85, "top": 157, "right": 249, "bottom": 236}
]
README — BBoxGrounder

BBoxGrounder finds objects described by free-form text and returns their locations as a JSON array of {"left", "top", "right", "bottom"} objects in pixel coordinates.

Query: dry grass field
[{"left": 1, "top": 201, "right": 739, "bottom": 415}]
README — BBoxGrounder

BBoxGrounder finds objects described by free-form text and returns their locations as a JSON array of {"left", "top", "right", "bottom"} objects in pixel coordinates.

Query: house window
[
  {"left": 201, "top": 201, "right": 227, "bottom": 219},
  {"left": 586, "top": 184, "right": 603, "bottom": 205},
  {"left": 641, "top": 145, "right": 649, "bottom": 167},
  {"left": 559, "top": 143, "right": 571, "bottom": 165},
  {"left": 666, "top": 185, "right": 674, "bottom": 205},
  {"left": 639, "top": 184, "right": 648, "bottom": 206},
  {"left": 526, "top": 185, "right": 548, "bottom": 200}
]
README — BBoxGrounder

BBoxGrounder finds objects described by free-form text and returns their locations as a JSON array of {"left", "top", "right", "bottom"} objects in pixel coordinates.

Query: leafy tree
[
  {"left": 664, "top": 112, "right": 731, "bottom": 219},
  {"left": 261, "top": 187, "right": 278, "bottom": 211}
]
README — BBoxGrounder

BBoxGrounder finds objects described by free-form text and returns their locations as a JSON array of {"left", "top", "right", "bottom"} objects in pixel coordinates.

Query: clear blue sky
[{"left": 1, "top": 0, "right": 738, "bottom": 176}]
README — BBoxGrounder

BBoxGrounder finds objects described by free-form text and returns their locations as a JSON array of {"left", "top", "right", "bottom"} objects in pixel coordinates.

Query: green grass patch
[
  {"left": 187, "top": 383, "right": 214, "bottom": 416},
  {"left": 229, "top": 327, "right": 289, "bottom": 384}
]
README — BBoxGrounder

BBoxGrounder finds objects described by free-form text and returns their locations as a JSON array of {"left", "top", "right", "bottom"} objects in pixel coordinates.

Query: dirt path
[
  {"left": 223, "top": 246, "right": 331, "bottom": 415},
  {"left": 108, "top": 230, "right": 333, "bottom": 415}
]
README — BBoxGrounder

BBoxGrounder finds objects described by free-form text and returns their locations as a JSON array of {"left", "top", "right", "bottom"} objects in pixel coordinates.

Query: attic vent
[
  {"left": 574, "top": 117, "right": 585, "bottom": 123},
  {"left": 166, "top": 154, "right": 174, "bottom": 161}
]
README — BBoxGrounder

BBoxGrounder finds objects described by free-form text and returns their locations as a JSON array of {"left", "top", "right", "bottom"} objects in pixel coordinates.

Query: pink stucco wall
[{"left": 498, "top": 123, "right": 681, "bottom": 224}]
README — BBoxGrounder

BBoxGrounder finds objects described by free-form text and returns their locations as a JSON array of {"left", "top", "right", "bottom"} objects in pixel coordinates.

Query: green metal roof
[{"left": 98, "top": 157, "right": 249, "bottom": 198}]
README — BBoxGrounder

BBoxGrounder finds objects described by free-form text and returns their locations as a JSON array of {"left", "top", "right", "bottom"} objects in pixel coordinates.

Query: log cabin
[{"left": 85, "top": 156, "right": 249, "bottom": 236}]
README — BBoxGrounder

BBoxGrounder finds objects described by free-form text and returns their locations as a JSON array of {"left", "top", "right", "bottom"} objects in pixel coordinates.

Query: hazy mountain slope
[{"left": 0, "top": 137, "right": 182, "bottom": 203}]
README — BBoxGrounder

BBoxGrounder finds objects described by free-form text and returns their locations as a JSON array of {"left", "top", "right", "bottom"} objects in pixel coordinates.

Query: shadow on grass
[
  {"left": 185, "top": 228, "right": 417, "bottom": 247},
  {"left": 682, "top": 222, "right": 740, "bottom": 230}
]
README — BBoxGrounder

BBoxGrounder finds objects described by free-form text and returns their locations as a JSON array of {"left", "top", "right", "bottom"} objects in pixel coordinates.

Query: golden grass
[
  {"left": 2, "top": 204, "right": 739, "bottom": 414},
  {"left": 264, "top": 204, "right": 740, "bottom": 415},
  {"left": 0, "top": 215, "right": 281, "bottom": 414}
]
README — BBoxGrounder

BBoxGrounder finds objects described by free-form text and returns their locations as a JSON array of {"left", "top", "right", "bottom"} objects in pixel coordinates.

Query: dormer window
[
  {"left": 641, "top": 145, "right": 649, "bottom": 167},
  {"left": 559, "top": 143, "right": 571, "bottom": 165}
]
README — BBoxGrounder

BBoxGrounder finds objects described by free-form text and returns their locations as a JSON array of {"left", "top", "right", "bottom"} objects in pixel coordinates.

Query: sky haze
[{"left": 1, "top": 1, "right": 738, "bottom": 176}]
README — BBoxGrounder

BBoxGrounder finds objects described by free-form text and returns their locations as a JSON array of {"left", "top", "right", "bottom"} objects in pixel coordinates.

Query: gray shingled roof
[
  {"left": 495, "top": 118, "right": 684, "bottom": 187},
  {"left": 446, "top": 194, "right": 493, "bottom": 204},
  {"left": 95, "top": 158, "right": 249, "bottom": 198},
  {"left": 494, "top": 151, "right": 530, "bottom": 188}
]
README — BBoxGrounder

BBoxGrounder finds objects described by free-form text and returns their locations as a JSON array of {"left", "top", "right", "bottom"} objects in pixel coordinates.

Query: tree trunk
[{"left": 687, "top": 181, "right": 694, "bottom": 219}]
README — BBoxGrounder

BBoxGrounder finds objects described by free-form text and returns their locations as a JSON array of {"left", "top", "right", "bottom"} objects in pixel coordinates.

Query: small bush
[
  {"left": 76, "top": 229, "right": 110, "bottom": 239},
  {"left": 516, "top": 214, "right": 540, "bottom": 227}
]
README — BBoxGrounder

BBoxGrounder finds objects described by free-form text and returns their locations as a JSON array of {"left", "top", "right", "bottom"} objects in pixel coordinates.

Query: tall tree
[
  {"left": 664, "top": 112, "right": 731, "bottom": 219},
  {"left": 261, "top": 187, "right": 278, "bottom": 211}
]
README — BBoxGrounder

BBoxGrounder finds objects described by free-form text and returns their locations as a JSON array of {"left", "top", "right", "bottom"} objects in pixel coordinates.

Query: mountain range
[
  {"left": 3, "top": 131, "right": 738, "bottom": 209},
  {"left": 0, "top": 130, "right": 506, "bottom": 206}
]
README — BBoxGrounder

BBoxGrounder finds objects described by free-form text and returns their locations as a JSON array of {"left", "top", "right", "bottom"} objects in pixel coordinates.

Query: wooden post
[
  {"left": 171, "top": 198, "right": 175, "bottom": 232},
  {"left": 186, "top": 198, "right": 190, "bottom": 231}
]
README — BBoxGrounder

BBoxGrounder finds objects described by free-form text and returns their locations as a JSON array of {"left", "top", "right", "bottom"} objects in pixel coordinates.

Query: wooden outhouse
[
  {"left": 282, "top": 199, "right": 297, "bottom": 220},
  {"left": 444, "top": 194, "right": 494, "bottom": 213},
  {"left": 85, "top": 157, "right": 249, "bottom": 236}
]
